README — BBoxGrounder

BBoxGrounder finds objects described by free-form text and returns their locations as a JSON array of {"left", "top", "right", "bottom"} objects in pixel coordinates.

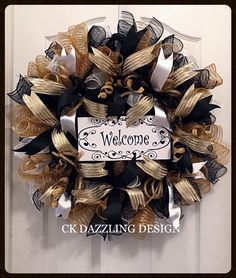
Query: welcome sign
[{"left": 77, "top": 116, "right": 171, "bottom": 161}]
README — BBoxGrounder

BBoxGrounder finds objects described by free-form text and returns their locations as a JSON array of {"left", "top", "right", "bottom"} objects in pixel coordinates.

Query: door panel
[
  {"left": 5, "top": 5, "right": 231, "bottom": 273},
  {"left": 5, "top": 5, "right": 119, "bottom": 274},
  {"left": 120, "top": 6, "right": 231, "bottom": 273}
]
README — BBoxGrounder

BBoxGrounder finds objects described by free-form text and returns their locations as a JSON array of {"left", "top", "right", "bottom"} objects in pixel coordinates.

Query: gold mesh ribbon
[
  {"left": 213, "top": 142, "right": 230, "bottom": 165},
  {"left": 46, "top": 41, "right": 63, "bottom": 56},
  {"left": 55, "top": 32, "right": 73, "bottom": 54},
  {"left": 78, "top": 162, "right": 108, "bottom": 178},
  {"left": 27, "top": 61, "right": 40, "bottom": 78},
  {"left": 11, "top": 105, "right": 48, "bottom": 137},
  {"left": 18, "top": 153, "right": 51, "bottom": 176},
  {"left": 120, "top": 74, "right": 145, "bottom": 94},
  {"left": 23, "top": 92, "right": 59, "bottom": 127},
  {"left": 39, "top": 177, "right": 69, "bottom": 207},
  {"left": 131, "top": 205, "right": 155, "bottom": 238},
  {"left": 68, "top": 23, "right": 88, "bottom": 54},
  {"left": 89, "top": 46, "right": 122, "bottom": 75},
  {"left": 122, "top": 44, "right": 156, "bottom": 75},
  {"left": 122, "top": 188, "right": 146, "bottom": 211},
  {"left": 89, "top": 37, "right": 156, "bottom": 75},
  {"left": 182, "top": 123, "right": 223, "bottom": 143},
  {"left": 163, "top": 62, "right": 198, "bottom": 90},
  {"left": 83, "top": 98, "right": 107, "bottom": 119},
  {"left": 136, "top": 28, "right": 153, "bottom": 51},
  {"left": 143, "top": 178, "right": 163, "bottom": 204},
  {"left": 67, "top": 203, "right": 98, "bottom": 232},
  {"left": 136, "top": 155, "right": 168, "bottom": 180},
  {"left": 27, "top": 55, "right": 51, "bottom": 78},
  {"left": 174, "top": 84, "right": 211, "bottom": 117},
  {"left": 75, "top": 52, "right": 92, "bottom": 79},
  {"left": 51, "top": 129, "right": 77, "bottom": 155},
  {"left": 181, "top": 123, "right": 230, "bottom": 164},
  {"left": 73, "top": 185, "right": 112, "bottom": 205},
  {"left": 194, "top": 177, "right": 211, "bottom": 194},
  {"left": 49, "top": 64, "right": 72, "bottom": 87},
  {"left": 18, "top": 155, "right": 71, "bottom": 192},
  {"left": 98, "top": 76, "right": 114, "bottom": 99},
  {"left": 28, "top": 54, "right": 71, "bottom": 87},
  {"left": 96, "top": 200, "right": 108, "bottom": 221},
  {"left": 98, "top": 45, "right": 121, "bottom": 63},
  {"left": 204, "top": 63, "right": 223, "bottom": 89},
  {"left": 113, "top": 161, "right": 127, "bottom": 176},
  {"left": 53, "top": 23, "right": 88, "bottom": 54},
  {"left": 28, "top": 78, "right": 67, "bottom": 95},
  {"left": 171, "top": 178, "right": 201, "bottom": 205},
  {"left": 48, "top": 22, "right": 92, "bottom": 79},
  {"left": 69, "top": 23, "right": 91, "bottom": 79},
  {"left": 126, "top": 96, "right": 154, "bottom": 126},
  {"left": 175, "top": 129, "right": 212, "bottom": 154},
  {"left": 172, "top": 135, "right": 186, "bottom": 161}
]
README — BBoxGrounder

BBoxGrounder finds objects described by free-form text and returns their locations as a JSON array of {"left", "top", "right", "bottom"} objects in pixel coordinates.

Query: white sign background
[{"left": 77, "top": 116, "right": 171, "bottom": 161}]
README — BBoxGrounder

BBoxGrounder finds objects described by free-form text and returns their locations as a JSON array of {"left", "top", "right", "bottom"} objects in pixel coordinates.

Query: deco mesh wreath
[{"left": 8, "top": 12, "right": 230, "bottom": 240}]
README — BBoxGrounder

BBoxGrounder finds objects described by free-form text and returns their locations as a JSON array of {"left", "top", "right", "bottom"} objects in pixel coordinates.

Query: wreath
[{"left": 8, "top": 12, "right": 230, "bottom": 240}]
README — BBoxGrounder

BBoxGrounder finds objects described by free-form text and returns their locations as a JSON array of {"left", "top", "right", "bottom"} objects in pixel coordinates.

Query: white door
[{"left": 5, "top": 5, "right": 231, "bottom": 273}]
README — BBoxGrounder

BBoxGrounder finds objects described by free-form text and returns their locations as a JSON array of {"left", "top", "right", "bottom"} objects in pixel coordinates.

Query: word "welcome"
[{"left": 100, "top": 130, "right": 150, "bottom": 146}]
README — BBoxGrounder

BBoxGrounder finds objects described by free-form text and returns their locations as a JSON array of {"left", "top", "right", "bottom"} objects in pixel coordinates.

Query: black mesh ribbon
[
  {"left": 182, "top": 95, "right": 220, "bottom": 124},
  {"left": 65, "top": 168, "right": 77, "bottom": 198},
  {"left": 176, "top": 69, "right": 213, "bottom": 93},
  {"left": 88, "top": 25, "right": 107, "bottom": 49},
  {"left": 120, "top": 25, "right": 147, "bottom": 59},
  {"left": 13, "top": 128, "right": 53, "bottom": 155},
  {"left": 56, "top": 75, "right": 84, "bottom": 119},
  {"left": 205, "top": 159, "right": 227, "bottom": 184},
  {"left": 87, "top": 154, "right": 139, "bottom": 239},
  {"left": 162, "top": 34, "right": 183, "bottom": 59},
  {"left": 32, "top": 189, "right": 44, "bottom": 211},
  {"left": 112, "top": 154, "right": 139, "bottom": 188},
  {"left": 7, "top": 74, "right": 33, "bottom": 105},
  {"left": 107, "top": 87, "right": 128, "bottom": 117}
]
